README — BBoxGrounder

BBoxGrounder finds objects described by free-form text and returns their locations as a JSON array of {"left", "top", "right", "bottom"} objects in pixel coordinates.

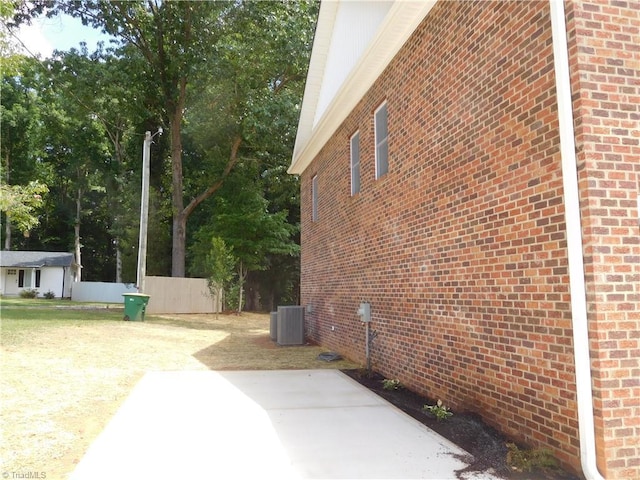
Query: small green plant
[
  {"left": 19, "top": 288, "right": 38, "bottom": 299},
  {"left": 43, "top": 290, "right": 56, "bottom": 299},
  {"left": 382, "top": 378, "right": 402, "bottom": 390},
  {"left": 506, "top": 443, "right": 558, "bottom": 473},
  {"left": 423, "top": 399, "right": 453, "bottom": 421}
]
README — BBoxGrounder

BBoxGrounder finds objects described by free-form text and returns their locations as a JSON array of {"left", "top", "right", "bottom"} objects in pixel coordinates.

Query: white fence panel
[{"left": 72, "top": 281, "right": 137, "bottom": 303}]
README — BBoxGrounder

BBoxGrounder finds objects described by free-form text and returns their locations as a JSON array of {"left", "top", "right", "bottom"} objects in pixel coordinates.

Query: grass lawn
[
  {"left": 1, "top": 296, "right": 121, "bottom": 309},
  {"left": 1, "top": 298, "right": 124, "bottom": 349},
  {"left": 0, "top": 297, "right": 358, "bottom": 479}
]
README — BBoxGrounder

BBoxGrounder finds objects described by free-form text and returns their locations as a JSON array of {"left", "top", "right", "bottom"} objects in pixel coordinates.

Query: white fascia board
[
  {"left": 289, "top": 0, "right": 438, "bottom": 175},
  {"left": 313, "top": 1, "right": 394, "bottom": 127},
  {"left": 290, "top": 1, "right": 338, "bottom": 174}
]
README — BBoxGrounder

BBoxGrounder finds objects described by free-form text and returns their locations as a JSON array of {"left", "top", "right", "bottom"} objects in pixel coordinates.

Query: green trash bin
[{"left": 122, "top": 293, "right": 151, "bottom": 321}]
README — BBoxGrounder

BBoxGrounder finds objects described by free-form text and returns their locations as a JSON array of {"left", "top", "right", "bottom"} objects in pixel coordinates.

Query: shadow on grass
[
  {"left": 192, "top": 332, "right": 360, "bottom": 371},
  {"left": 145, "top": 312, "right": 360, "bottom": 371},
  {"left": 147, "top": 316, "right": 226, "bottom": 331}
]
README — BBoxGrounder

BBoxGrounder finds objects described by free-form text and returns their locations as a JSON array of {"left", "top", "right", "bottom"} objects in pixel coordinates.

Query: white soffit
[
  {"left": 314, "top": 1, "right": 394, "bottom": 127},
  {"left": 289, "top": 0, "right": 438, "bottom": 175}
]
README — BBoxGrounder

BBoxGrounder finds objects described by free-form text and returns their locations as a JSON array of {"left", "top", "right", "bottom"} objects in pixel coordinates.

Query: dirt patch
[{"left": 343, "top": 369, "right": 581, "bottom": 480}]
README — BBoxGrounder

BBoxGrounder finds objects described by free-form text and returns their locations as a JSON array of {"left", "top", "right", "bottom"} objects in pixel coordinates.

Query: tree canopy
[
  {"left": 0, "top": 181, "right": 48, "bottom": 235},
  {"left": 1, "top": 0, "right": 317, "bottom": 308}
]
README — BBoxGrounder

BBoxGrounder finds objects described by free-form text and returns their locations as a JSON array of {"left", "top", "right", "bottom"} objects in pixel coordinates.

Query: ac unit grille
[{"left": 276, "top": 306, "right": 305, "bottom": 346}]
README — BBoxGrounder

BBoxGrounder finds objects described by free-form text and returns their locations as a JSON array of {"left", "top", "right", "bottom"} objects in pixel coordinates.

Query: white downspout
[{"left": 549, "top": 1, "right": 605, "bottom": 479}]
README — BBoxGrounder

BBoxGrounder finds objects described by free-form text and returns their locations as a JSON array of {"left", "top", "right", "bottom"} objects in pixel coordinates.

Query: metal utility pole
[{"left": 136, "top": 128, "right": 162, "bottom": 293}]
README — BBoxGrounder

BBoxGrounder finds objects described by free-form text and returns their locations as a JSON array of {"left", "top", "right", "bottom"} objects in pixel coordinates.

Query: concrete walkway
[{"left": 70, "top": 370, "right": 500, "bottom": 480}]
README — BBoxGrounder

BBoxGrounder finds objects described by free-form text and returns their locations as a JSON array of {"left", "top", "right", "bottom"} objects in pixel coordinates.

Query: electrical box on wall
[{"left": 357, "top": 302, "right": 371, "bottom": 322}]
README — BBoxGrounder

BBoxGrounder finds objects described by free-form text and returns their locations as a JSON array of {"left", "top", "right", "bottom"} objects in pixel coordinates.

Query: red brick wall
[
  {"left": 299, "top": 0, "right": 638, "bottom": 477},
  {"left": 566, "top": 1, "right": 640, "bottom": 478}
]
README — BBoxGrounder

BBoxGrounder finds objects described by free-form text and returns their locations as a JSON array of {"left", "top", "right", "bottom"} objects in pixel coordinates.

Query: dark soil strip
[{"left": 342, "top": 369, "right": 581, "bottom": 480}]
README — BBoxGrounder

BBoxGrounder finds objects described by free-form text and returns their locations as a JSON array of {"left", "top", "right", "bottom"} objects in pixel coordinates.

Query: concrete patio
[{"left": 70, "top": 369, "right": 500, "bottom": 479}]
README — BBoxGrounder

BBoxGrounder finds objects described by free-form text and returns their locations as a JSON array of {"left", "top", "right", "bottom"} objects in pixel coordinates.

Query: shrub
[
  {"left": 423, "top": 399, "right": 453, "bottom": 421},
  {"left": 225, "top": 282, "right": 243, "bottom": 312},
  {"left": 19, "top": 288, "right": 39, "bottom": 299},
  {"left": 43, "top": 290, "right": 56, "bottom": 299},
  {"left": 506, "top": 443, "right": 558, "bottom": 472},
  {"left": 382, "top": 378, "right": 402, "bottom": 390}
]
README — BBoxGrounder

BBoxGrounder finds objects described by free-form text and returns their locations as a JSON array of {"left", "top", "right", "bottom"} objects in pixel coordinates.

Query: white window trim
[
  {"left": 374, "top": 101, "right": 388, "bottom": 179},
  {"left": 350, "top": 131, "right": 360, "bottom": 195}
]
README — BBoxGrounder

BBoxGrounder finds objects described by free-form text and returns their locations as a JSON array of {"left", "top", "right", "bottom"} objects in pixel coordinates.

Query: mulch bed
[{"left": 342, "top": 369, "right": 581, "bottom": 480}]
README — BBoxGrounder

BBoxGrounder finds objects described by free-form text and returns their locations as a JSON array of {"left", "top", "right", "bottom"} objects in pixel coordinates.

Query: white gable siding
[
  {"left": 290, "top": 0, "right": 437, "bottom": 175},
  {"left": 313, "top": 1, "right": 392, "bottom": 127}
]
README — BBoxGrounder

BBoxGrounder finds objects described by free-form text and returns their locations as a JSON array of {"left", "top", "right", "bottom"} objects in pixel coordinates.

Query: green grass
[
  {"left": 1, "top": 297, "right": 125, "bottom": 343},
  {"left": 1, "top": 296, "right": 121, "bottom": 308}
]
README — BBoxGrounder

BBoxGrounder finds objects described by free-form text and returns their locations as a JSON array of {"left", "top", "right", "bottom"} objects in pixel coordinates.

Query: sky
[{"left": 15, "top": 13, "right": 113, "bottom": 58}]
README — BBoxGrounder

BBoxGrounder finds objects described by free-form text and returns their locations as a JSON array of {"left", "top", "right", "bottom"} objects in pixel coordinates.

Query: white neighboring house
[{"left": 0, "top": 251, "right": 77, "bottom": 298}]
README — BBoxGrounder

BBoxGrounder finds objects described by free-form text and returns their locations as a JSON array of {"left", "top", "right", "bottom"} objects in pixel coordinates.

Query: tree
[
  {"left": 204, "top": 173, "right": 299, "bottom": 313},
  {"left": 10, "top": 1, "right": 316, "bottom": 291},
  {"left": 42, "top": 1, "right": 235, "bottom": 277},
  {"left": 36, "top": 51, "right": 115, "bottom": 280},
  {"left": 0, "top": 56, "right": 49, "bottom": 249},
  {"left": 205, "top": 236, "right": 235, "bottom": 316},
  {"left": 250, "top": 163, "right": 302, "bottom": 309},
  {"left": 34, "top": 0, "right": 316, "bottom": 278},
  {"left": 0, "top": 1, "right": 25, "bottom": 74},
  {"left": 48, "top": 47, "right": 145, "bottom": 281},
  {"left": 0, "top": 181, "right": 49, "bottom": 237},
  {"left": 183, "top": 0, "right": 314, "bottom": 304},
  {"left": 0, "top": 49, "right": 137, "bottom": 278}
]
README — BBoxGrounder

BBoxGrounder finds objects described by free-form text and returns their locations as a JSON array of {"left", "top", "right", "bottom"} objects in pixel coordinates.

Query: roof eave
[{"left": 289, "top": 0, "right": 438, "bottom": 176}]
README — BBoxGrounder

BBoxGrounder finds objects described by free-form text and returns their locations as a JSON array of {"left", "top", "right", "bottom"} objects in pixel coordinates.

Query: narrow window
[
  {"left": 375, "top": 102, "right": 388, "bottom": 179},
  {"left": 18, "top": 269, "right": 25, "bottom": 288},
  {"left": 35, "top": 269, "right": 41, "bottom": 288},
  {"left": 312, "top": 174, "right": 318, "bottom": 222},
  {"left": 350, "top": 131, "right": 360, "bottom": 195}
]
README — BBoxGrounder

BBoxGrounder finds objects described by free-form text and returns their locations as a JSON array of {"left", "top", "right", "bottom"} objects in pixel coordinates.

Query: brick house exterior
[{"left": 289, "top": 1, "right": 639, "bottom": 478}]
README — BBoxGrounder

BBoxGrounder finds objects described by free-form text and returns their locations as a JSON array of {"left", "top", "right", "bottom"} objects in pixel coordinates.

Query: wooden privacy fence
[{"left": 145, "top": 276, "right": 222, "bottom": 314}]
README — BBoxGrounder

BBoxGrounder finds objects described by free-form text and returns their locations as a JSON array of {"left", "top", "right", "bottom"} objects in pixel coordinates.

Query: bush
[
  {"left": 19, "top": 288, "right": 39, "bottom": 298},
  {"left": 506, "top": 443, "right": 558, "bottom": 472},
  {"left": 43, "top": 290, "right": 56, "bottom": 299},
  {"left": 382, "top": 378, "right": 402, "bottom": 390},
  {"left": 225, "top": 282, "right": 244, "bottom": 312},
  {"left": 423, "top": 399, "right": 453, "bottom": 421}
]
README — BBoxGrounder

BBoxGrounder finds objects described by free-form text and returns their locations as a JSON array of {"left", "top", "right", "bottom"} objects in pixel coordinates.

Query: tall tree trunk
[
  {"left": 115, "top": 239, "right": 122, "bottom": 283},
  {"left": 237, "top": 260, "right": 247, "bottom": 315},
  {"left": 172, "top": 210, "right": 187, "bottom": 277},
  {"left": 4, "top": 153, "right": 11, "bottom": 250},
  {"left": 170, "top": 80, "right": 187, "bottom": 277},
  {"left": 245, "top": 277, "right": 262, "bottom": 311},
  {"left": 4, "top": 218, "right": 11, "bottom": 250},
  {"left": 107, "top": 128, "right": 125, "bottom": 283},
  {"left": 74, "top": 187, "right": 82, "bottom": 282},
  {"left": 177, "top": 136, "right": 243, "bottom": 278}
]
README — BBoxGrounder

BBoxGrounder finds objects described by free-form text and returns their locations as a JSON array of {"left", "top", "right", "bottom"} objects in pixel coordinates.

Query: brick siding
[
  {"left": 298, "top": 1, "right": 639, "bottom": 477},
  {"left": 566, "top": 1, "right": 640, "bottom": 477}
]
